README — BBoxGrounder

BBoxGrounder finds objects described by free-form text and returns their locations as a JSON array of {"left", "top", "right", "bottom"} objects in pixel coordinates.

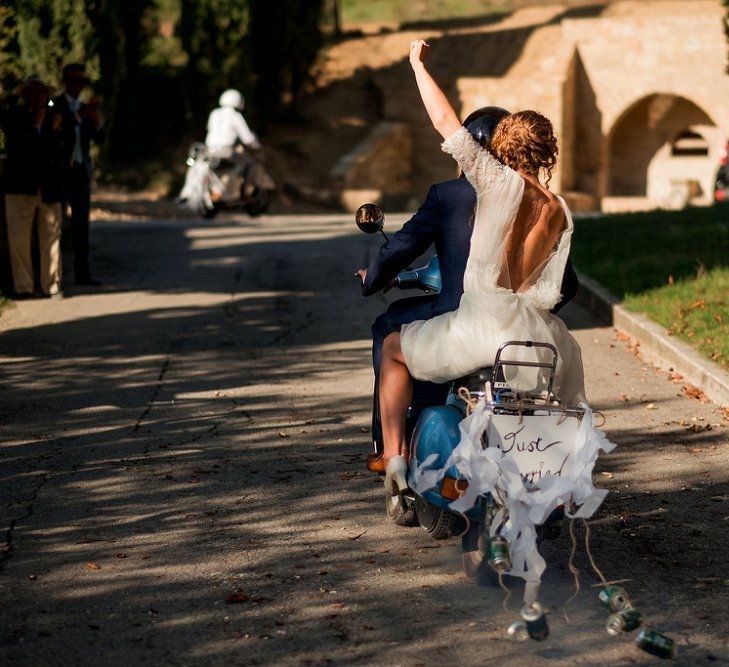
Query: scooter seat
[{"left": 450, "top": 367, "right": 496, "bottom": 394}]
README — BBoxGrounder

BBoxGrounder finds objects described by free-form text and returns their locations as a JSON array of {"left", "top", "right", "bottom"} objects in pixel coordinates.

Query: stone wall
[
  {"left": 453, "top": 0, "right": 729, "bottom": 210},
  {"left": 327, "top": 1, "right": 729, "bottom": 212},
  {"left": 329, "top": 121, "right": 413, "bottom": 211}
]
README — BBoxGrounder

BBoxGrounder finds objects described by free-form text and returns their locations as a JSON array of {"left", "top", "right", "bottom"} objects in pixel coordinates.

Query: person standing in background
[
  {"left": 53, "top": 63, "right": 105, "bottom": 286},
  {"left": 0, "top": 76, "right": 65, "bottom": 299}
]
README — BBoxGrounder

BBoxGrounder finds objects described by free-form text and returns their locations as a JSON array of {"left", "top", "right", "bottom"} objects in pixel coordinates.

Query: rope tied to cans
[{"left": 562, "top": 517, "right": 582, "bottom": 623}]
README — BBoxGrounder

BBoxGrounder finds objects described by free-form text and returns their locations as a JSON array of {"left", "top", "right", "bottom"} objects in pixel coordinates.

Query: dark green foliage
[
  {"left": 1, "top": 0, "right": 96, "bottom": 88},
  {"left": 249, "top": 0, "right": 325, "bottom": 122},
  {"left": 0, "top": 6, "right": 22, "bottom": 94},
  {"left": 0, "top": 0, "right": 328, "bottom": 169},
  {"left": 178, "top": 0, "right": 250, "bottom": 127}
]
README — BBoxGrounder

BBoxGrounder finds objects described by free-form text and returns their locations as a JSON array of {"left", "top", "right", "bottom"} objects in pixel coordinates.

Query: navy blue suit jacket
[{"left": 363, "top": 176, "right": 579, "bottom": 318}]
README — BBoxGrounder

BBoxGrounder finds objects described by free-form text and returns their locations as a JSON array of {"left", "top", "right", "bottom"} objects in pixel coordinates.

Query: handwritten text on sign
[{"left": 486, "top": 413, "right": 580, "bottom": 487}]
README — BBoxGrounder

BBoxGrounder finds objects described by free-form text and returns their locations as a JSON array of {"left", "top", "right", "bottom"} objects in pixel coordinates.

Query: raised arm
[
  {"left": 409, "top": 40, "right": 461, "bottom": 140},
  {"left": 409, "top": 40, "right": 515, "bottom": 194}
]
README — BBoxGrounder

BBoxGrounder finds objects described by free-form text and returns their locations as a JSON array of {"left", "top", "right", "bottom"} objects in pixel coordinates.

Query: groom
[{"left": 358, "top": 106, "right": 580, "bottom": 472}]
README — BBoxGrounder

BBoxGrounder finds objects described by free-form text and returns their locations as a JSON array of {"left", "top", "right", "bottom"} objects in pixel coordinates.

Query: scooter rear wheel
[
  {"left": 245, "top": 189, "right": 270, "bottom": 217},
  {"left": 461, "top": 521, "right": 499, "bottom": 587},
  {"left": 414, "top": 496, "right": 466, "bottom": 540},
  {"left": 385, "top": 486, "right": 418, "bottom": 526}
]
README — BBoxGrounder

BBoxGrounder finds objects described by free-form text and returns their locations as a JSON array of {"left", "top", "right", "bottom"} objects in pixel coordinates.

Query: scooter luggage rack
[{"left": 486, "top": 341, "right": 584, "bottom": 420}]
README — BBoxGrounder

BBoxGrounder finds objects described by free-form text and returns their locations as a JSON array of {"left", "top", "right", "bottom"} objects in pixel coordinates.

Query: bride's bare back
[{"left": 500, "top": 179, "right": 566, "bottom": 293}]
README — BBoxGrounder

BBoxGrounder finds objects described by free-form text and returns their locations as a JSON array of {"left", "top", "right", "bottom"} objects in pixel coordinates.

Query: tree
[
  {"left": 178, "top": 0, "right": 250, "bottom": 126},
  {"left": 0, "top": 6, "right": 22, "bottom": 95},
  {"left": 249, "top": 0, "right": 325, "bottom": 122},
  {"left": 332, "top": 0, "right": 342, "bottom": 37},
  {"left": 724, "top": 0, "right": 729, "bottom": 72},
  {"left": 1, "top": 0, "right": 96, "bottom": 86},
  {"left": 0, "top": 0, "right": 330, "bottom": 172}
]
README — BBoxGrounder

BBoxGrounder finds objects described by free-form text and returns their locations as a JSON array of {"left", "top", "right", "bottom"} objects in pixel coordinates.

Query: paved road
[{"left": 1, "top": 212, "right": 728, "bottom": 665}]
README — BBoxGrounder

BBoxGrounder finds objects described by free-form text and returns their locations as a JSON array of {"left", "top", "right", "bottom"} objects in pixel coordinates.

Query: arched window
[{"left": 671, "top": 130, "right": 709, "bottom": 157}]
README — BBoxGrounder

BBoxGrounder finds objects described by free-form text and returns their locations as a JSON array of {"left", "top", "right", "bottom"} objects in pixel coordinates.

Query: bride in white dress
[{"left": 379, "top": 40, "right": 586, "bottom": 483}]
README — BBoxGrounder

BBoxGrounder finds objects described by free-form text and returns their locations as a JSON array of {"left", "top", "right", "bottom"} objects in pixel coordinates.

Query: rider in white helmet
[{"left": 205, "top": 89, "right": 260, "bottom": 157}]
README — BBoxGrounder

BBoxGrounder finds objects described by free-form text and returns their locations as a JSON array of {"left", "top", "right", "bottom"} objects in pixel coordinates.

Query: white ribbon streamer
[{"left": 412, "top": 400, "right": 616, "bottom": 601}]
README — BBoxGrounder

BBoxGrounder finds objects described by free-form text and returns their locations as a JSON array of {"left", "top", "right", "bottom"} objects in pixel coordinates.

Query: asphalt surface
[{"left": 1, "top": 211, "right": 728, "bottom": 666}]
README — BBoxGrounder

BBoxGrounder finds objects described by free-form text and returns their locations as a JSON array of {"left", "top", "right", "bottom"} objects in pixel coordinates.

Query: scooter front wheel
[
  {"left": 385, "top": 485, "right": 418, "bottom": 526},
  {"left": 202, "top": 202, "right": 220, "bottom": 219}
]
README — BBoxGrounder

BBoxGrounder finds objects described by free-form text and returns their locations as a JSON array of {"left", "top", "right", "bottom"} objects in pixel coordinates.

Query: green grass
[
  {"left": 340, "top": 0, "right": 512, "bottom": 23},
  {"left": 0, "top": 293, "right": 10, "bottom": 317},
  {"left": 571, "top": 205, "right": 729, "bottom": 371},
  {"left": 339, "top": 0, "right": 601, "bottom": 24}
]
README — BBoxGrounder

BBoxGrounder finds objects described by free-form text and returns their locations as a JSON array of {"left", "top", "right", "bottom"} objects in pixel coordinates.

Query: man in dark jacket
[
  {"left": 1, "top": 76, "right": 66, "bottom": 298},
  {"left": 358, "top": 107, "right": 579, "bottom": 471},
  {"left": 53, "top": 63, "right": 105, "bottom": 285}
]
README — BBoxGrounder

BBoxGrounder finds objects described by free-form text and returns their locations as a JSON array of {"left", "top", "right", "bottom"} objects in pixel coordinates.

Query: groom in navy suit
[{"left": 359, "top": 107, "right": 579, "bottom": 470}]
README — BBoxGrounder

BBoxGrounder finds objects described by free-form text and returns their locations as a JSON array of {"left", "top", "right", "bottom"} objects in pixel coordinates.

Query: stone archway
[{"left": 607, "top": 94, "right": 719, "bottom": 206}]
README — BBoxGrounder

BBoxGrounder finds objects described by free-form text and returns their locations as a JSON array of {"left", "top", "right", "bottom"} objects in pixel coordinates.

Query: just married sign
[{"left": 486, "top": 413, "right": 581, "bottom": 487}]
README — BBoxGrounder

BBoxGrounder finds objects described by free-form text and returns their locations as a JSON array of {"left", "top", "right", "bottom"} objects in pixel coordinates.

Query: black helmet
[{"left": 464, "top": 106, "right": 511, "bottom": 147}]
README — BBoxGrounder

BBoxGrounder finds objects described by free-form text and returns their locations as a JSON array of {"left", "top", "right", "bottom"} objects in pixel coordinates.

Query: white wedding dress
[{"left": 400, "top": 126, "right": 585, "bottom": 405}]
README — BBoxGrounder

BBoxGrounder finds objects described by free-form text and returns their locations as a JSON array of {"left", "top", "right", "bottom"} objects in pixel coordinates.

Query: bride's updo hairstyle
[{"left": 490, "top": 110, "right": 558, "bottom": 187}]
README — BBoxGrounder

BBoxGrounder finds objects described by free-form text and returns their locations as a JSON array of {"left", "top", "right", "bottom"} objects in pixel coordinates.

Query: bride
[{"left": 379, "top": 40, "right": 586, "bottom": 483}]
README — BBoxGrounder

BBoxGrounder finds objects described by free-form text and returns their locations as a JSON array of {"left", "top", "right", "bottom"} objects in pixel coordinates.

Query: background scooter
[{"left": 181, "top": 143, "right": 274, "bottom": 219}]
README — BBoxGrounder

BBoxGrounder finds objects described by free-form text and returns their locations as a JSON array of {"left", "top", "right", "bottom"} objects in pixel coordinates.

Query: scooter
[
  {"left": 357, "top": 204, "right": 567, "bottom": 585},
  {"left": 179, "top": 143, "right": 274, "bottom": 219}
]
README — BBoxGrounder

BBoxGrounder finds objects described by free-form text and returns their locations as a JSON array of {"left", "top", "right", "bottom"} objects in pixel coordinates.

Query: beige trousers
[{"left": 5, "top": 193, "right": 62, "bottom": 295}]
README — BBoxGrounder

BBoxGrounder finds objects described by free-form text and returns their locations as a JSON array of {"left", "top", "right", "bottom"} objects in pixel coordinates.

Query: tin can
[
  {"left": 598, "top": 586, "right": 630, "bottom": 612},
  {"left": 635, "top": 627, "right": 675, "bottom": 659},
  {"left": 606, "top": 608, "right": 642, "bottom": 636},
  {"left": 520, "top": 601, "right": 549, "bottom": 641},
  {"left": 488, "top": 537, "right": 511, "bottom": 573},
  {"left": 506, "top": 621, "right": 529, "bottom": 642}
]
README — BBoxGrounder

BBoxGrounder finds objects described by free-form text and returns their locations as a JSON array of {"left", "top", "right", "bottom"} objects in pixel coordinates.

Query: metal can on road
[
  {"left": 506, "top": 621, "right": 529, "bottom": 642},
  {"left": 606, "top": 608, "right": 642, "bottom": 635},
  {"left": 521, "top": 601, "right": 549, "bottom": 641},
  {"left": 488, "top": 537, "right": 511, "bottom": 573},
  {"left": 598, "top": 586, "right": 629, "bottom": 612},
  {"left": 635, "top": 627, "right": 675, "bottom": 659}
]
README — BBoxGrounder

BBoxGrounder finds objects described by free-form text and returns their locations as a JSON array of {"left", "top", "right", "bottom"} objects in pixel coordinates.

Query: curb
[{"left": 575, "top": 271, "right": 729, "bottom": 409}]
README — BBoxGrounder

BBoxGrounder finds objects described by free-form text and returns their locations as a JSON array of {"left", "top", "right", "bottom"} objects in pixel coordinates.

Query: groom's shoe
[{"left": 366, "top": 453, "right": 386, "bottom": 473}]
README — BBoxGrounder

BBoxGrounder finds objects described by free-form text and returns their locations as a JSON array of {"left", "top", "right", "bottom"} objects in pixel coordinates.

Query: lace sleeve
[{"left": 441, "top": 126, "right": 512, "bottom": 193}]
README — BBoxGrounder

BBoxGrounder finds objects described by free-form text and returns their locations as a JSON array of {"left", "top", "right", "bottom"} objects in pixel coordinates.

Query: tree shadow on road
[{"left": 1, "top": 216, "right": 726, "bottom": 665}]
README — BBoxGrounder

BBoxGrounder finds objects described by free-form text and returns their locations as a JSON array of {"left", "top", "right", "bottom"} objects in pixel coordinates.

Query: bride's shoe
[{"left": 384, "top": 454, "right": 409, "bottom": 498}]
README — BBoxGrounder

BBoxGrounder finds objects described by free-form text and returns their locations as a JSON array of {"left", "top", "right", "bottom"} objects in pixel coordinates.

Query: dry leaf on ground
[{"left": 683, "top": 385, "right": 709, "bottom": 402}]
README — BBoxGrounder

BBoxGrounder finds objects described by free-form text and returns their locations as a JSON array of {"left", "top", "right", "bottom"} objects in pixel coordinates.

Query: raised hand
[{"left": 409, "top": 39, "right": 430, "bottom": 68}]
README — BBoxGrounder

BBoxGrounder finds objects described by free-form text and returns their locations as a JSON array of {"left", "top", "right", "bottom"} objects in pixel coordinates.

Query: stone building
[
  {"left": 332, "top": 1, "right": 729, "bottom": 212},
  {"left": 458, "top": 0, "right": 729, "bottom": 211}
]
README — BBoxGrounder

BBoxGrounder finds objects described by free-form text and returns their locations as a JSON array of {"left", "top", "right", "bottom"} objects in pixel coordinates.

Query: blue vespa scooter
[{"left": 357, "top": 204, "right": 564, "bottom": 585}]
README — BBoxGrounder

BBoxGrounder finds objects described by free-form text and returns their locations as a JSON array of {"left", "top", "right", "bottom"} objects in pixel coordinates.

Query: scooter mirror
[{"left": 355, "top": 203, "right": 385, "bottom": 234}]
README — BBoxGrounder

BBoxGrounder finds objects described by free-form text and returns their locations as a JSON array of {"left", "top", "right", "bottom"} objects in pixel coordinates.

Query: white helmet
[{"left": 219, "top": 89, "right": 244, "bottom": 110}]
